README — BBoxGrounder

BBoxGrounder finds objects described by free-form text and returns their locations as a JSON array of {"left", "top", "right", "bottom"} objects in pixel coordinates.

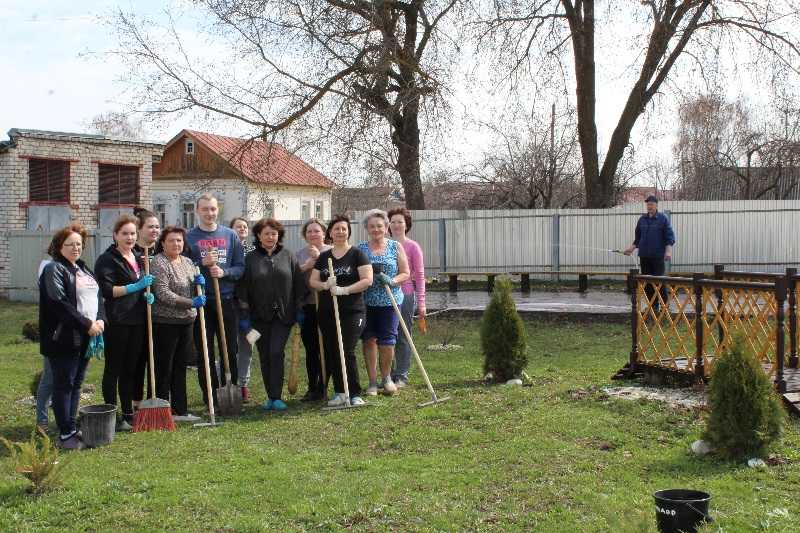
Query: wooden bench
[
  {"left": 509, "top": 271, "right": 630, "bottom": 293},
  {"left": 440, "top": 271, "right": 632, "bottom": 293},
  {"left": 439, "top": 272, "right": 503, "bottom": 293}
]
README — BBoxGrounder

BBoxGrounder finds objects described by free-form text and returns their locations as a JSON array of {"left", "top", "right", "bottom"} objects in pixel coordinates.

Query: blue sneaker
[
  {"left": 261, "top": 399, "right": 274, "bottom": 411},
  {"left": 272, "top": 399, "right": 288, "bottom": 411}
]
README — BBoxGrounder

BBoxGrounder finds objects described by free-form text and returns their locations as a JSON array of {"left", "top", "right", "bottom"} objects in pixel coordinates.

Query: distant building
[
  {"left": 677, "top": 166, "right": 800, "bottom": 201},
  {"left": 618, "top": 186, "right": 677, "bottom": 205},
  {"left": 0, "top": 128, "right": 164, "bottom": 295},
  {"left": 152, "top": 130, "right": 335, "bottom": 226},
  {"left": 332, "top": 186, "right": 405, "bottom": 216}
]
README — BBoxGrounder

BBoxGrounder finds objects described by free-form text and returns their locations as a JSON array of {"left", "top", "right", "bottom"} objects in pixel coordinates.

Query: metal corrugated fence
[{"left": 8, "top": 201, "right": 800, "bottom": 301}]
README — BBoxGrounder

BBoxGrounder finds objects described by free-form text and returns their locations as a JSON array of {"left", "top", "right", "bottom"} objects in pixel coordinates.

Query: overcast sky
[{"left": 0, "top": 0, "right": 782, "bottom": 187}]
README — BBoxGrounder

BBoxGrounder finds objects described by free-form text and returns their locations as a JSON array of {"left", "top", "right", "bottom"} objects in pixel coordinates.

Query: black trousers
[
  {"left": 254, "top": 320, "right": 293, "bottom": 400},
  {"left": 153, "top": 322, "right": 192, "bottom": 416},
  {"left": 194, "top": 297, "right": 239, "bottom": 406},
  {"left": 640, "top": 256, "right": 668, "bottom": 309},
  {"left": 133, "top": 343, "right": 151, "bottom": 403},
  {"left": 300, "top": 304, "right": 324, "bottom": 393},
  {"left": 103, "top": 324, "right": 146, "bottom": 419},
  {"left": 318, "top": 310, "right": 365, "bottom": 396}
]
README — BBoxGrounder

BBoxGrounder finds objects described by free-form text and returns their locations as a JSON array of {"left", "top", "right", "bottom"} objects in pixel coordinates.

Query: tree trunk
[
  {"left": 393, "top": 106, "right": 425, "bottom": 209},
  {"left": 565, "top": 1, "right": 602, "bottom": 208}
]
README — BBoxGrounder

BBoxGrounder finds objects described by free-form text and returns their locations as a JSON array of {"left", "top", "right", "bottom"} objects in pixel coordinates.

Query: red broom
[{"left": 133, "top": 245, "right": 176, "bottom": 432}]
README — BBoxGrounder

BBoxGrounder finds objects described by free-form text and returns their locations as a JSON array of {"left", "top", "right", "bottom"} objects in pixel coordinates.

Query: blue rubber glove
[
  {"left": 194, "top": 274, "right": 206, "bottom": 287},
  {"left": 144, "top": 292, "right": 155, "bottom": 305},
  {"left": 295, "top": 309, "right": 305, "bottom": 327},
  {"left": 192, "top": 295, "right": 206, "bottom": 308},
  {"left": 125, "top": 274, "right": 154, "bottom": 294},
  {"left": 239, "top": 317, "right": 251, "bottom": 333},
  {"left": 377, "top": 272, "right": 396, "bottom": 287}
]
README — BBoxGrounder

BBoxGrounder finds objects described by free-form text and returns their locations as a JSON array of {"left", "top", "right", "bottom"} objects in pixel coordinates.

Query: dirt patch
[{"left": 601, "top": 386, "right": 706, "bottom": 409}]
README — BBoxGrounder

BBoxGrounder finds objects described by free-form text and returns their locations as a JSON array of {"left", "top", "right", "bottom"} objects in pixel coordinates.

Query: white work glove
[
  {"left": 324, "top": 275, "right": 337, "bottom": 290},
  {"left": 332, "top": 285, "right": 350, "bottom": 296}
]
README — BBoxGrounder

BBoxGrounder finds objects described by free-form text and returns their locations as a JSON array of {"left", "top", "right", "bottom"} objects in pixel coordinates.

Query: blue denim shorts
[{"left": 361, "top": 305, "right": 399, "bottom": 346}]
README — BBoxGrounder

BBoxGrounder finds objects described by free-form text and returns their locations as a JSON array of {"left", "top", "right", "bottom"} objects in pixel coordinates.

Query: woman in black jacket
[
  {"left": 39, "top": 223, "right": 105, "bottom": 450},
  {"left": 94, "top": 214, "right": 154, "bottom": 430},
  {"left": 236, "top": 217, "right": 305, "bottom": 411}
]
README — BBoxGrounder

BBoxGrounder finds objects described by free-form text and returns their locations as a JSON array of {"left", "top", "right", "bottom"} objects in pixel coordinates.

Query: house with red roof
[{"left": 152, "top": 130, "right": 335, "bottom": 226}]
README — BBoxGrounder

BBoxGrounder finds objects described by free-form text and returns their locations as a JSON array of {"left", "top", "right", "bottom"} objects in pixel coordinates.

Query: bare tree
[
  {"left": 85, "top": 111, "right": 147, "bottom": 140},
  {"left": 111, "top": 1, "right": 462, "bottom": 209},
  {"left": 477, "top": 1, "right": 800, "bottom": 208},
  {"left": 675, "top": 93, "right": 800, "bottom": 199},
  {"left": 473, "top": 103, "right": 583, "bottom": 208}
]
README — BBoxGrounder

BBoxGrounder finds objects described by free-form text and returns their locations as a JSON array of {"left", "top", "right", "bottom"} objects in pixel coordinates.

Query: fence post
[
  {"left": 787, "top": 267, "right": 798, "bottom": 369},
  {"left": 628, "top": 268, "right": 640, "bottom": 372},
  {"left": 775, "top": 277, "right": 787, "bottom": 394},
  {"left": 693, "top": 273, "right": 705, "bottom": 380},
  {"left": 438, "top": 218, "right": 447, "bottom": 276},
  {"left": 714, "top": 264, "right": 725, "bottom": 344},
  {"left": 551, "top": 214, "right": 560, "bottom": 282},
  {"left": 664, "top": 209, "right": 673, "bottom": 275}
]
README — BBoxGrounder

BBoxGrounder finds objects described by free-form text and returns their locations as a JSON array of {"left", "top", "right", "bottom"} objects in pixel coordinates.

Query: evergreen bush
[
  {"left": 22, "top": 321, "right": 39, "bottom": 342},
  {"left": 480, "top": 277, "right": 527, "bottom": 381},
  {"left": 704, "top": 336, "right": 784, "bottom": 459}
]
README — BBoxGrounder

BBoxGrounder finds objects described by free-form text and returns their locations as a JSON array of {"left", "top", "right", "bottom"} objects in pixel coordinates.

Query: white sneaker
[
  {"left": 173, "top": 414, "right": 201, "bottom": 422},
  {"left": 366, "top": 384, "right": 378, "bottom": 396},
  {"left": 394, "top": 378, "right": 408, "bottom": 389},
  {"left": 350, "top": 396, "right": 365, "bottom": 406},
  {"left": 382, "top": 377, "right": 397, "bottom": 395},
  {"left": 327, "top": 393, "right": 348, "bottom": 407}
]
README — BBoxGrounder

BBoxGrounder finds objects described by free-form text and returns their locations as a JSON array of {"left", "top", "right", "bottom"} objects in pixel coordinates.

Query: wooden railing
[{"left": 626, "top": 268, "right": 796, "bottom": 393}]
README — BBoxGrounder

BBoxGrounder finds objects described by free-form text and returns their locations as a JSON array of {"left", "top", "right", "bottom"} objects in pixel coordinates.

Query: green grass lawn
[{"left": 1, "top": 300, "right": 798, "bottom": 532}]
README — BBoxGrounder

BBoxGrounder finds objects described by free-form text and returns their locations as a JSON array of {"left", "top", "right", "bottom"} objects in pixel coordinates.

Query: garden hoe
[
  {"left": 133, "top": 246, "right": 176, "bottom": 432},
  {"left": 384, "top": 286, "right": 451, "bottom": 408},
  {"left": 211, "top": 275, "right": 242, "bottom": 416},
  {"left": 322, "top": 258, "right": 366, "bottom": 411},
  {"left": 193, "top": 267, "right": 220, "bottom": 428}
]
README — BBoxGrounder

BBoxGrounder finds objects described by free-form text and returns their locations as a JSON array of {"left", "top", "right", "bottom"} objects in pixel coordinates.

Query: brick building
[{"left": 0, "top": 128, "right": 164, "bottom": 295}]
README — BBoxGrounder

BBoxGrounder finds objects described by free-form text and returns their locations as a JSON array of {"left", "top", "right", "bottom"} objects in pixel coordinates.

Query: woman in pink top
[{"left": 388, "top": 208, "right": 426, "bottom": 387}]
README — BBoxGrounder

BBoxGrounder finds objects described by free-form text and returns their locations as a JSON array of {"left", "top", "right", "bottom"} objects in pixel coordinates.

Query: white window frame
[
  {"left": 185, "top": 140, "right": 194, "bottom": 155},
  {"left": 301, "top": 200, "right": 311, "bottom": 220},
  {"left": 181, "top": 202, "right": 195, "bottom": 228}
]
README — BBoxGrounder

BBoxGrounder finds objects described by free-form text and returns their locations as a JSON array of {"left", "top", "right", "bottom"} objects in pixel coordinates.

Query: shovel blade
[{"left": 216, "top": 384, "right": 242, "bottom": 416}]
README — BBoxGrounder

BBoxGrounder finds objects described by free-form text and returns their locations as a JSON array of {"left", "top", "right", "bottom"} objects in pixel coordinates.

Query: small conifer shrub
[
  {"left": 481, "top": 277, "right": 527, "bottom": 382},
  {"left": 704, "top": 336, "right": 784, "bottom": 459}
]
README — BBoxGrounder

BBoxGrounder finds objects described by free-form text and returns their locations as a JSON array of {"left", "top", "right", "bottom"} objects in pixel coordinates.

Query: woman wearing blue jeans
[
  {"left": 39, "top": 223, "right": 105, "bottom": 450},
  {"left": 357, "top": 209, "right": 409, "bottom": 396}
]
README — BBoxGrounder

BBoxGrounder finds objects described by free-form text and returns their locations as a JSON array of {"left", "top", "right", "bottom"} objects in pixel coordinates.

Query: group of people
[{"left": 37, "top": 193, "right": 426, "bottom": 449}]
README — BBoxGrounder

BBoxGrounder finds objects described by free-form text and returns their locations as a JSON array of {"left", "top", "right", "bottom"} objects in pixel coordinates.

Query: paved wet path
[{"left": 425, "top": 290, "right": 630, "bottom": 314}]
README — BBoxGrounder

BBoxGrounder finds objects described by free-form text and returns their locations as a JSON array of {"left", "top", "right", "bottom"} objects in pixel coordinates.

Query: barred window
[
  {"left": 29, "top": 159, "right": 69, "bottom": 202},
  {"left": 98, "top": 164, "right": 139, "bottom": 205}
]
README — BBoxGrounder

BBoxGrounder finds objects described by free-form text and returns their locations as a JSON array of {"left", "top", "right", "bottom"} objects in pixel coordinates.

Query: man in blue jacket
[
  {"left": 186, "top": 193, "right": 245, "bottom": 408},
  {"left": 624, "top": 195, "right": 676, "bottom": 309}
]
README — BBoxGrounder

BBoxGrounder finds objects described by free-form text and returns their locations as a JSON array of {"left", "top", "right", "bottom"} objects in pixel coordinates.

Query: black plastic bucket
[
  {"left": 654, "top": 489, "right": 712, "bottom": 533},
  {"left": 78, "top": 404, "right": 117, "bottom": 447}
]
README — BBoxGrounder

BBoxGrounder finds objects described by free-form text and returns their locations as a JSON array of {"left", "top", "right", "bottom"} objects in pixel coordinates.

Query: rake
[{"left": 384, "top": 285, "right": 451, "bottom": 408}]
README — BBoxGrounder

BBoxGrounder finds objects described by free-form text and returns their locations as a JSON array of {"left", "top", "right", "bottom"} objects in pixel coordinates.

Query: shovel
[
  {"left": 193, "top": 267, "right": 220, "bottom": 428},
  {"left": 211, "top": 276, "right": 242, "bottom": 416}
]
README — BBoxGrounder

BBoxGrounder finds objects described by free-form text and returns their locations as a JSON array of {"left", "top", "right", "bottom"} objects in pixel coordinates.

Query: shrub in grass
[
  {"left": 22, "top": 321, "right": 40, "bottom": 342},
  {"left": 704, "top": 336, "right": 784, "bottom": 459},
  {"left": 480, "top": 276, "right": 527, "bottom": 382},
  {"left": 1, "top": 429, "right": 67, "bottom": 494}
]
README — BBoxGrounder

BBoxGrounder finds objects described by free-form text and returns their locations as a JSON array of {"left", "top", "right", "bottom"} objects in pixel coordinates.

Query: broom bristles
[{"left": 132, "top": 406, "right": 176, "bottom": 432}]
